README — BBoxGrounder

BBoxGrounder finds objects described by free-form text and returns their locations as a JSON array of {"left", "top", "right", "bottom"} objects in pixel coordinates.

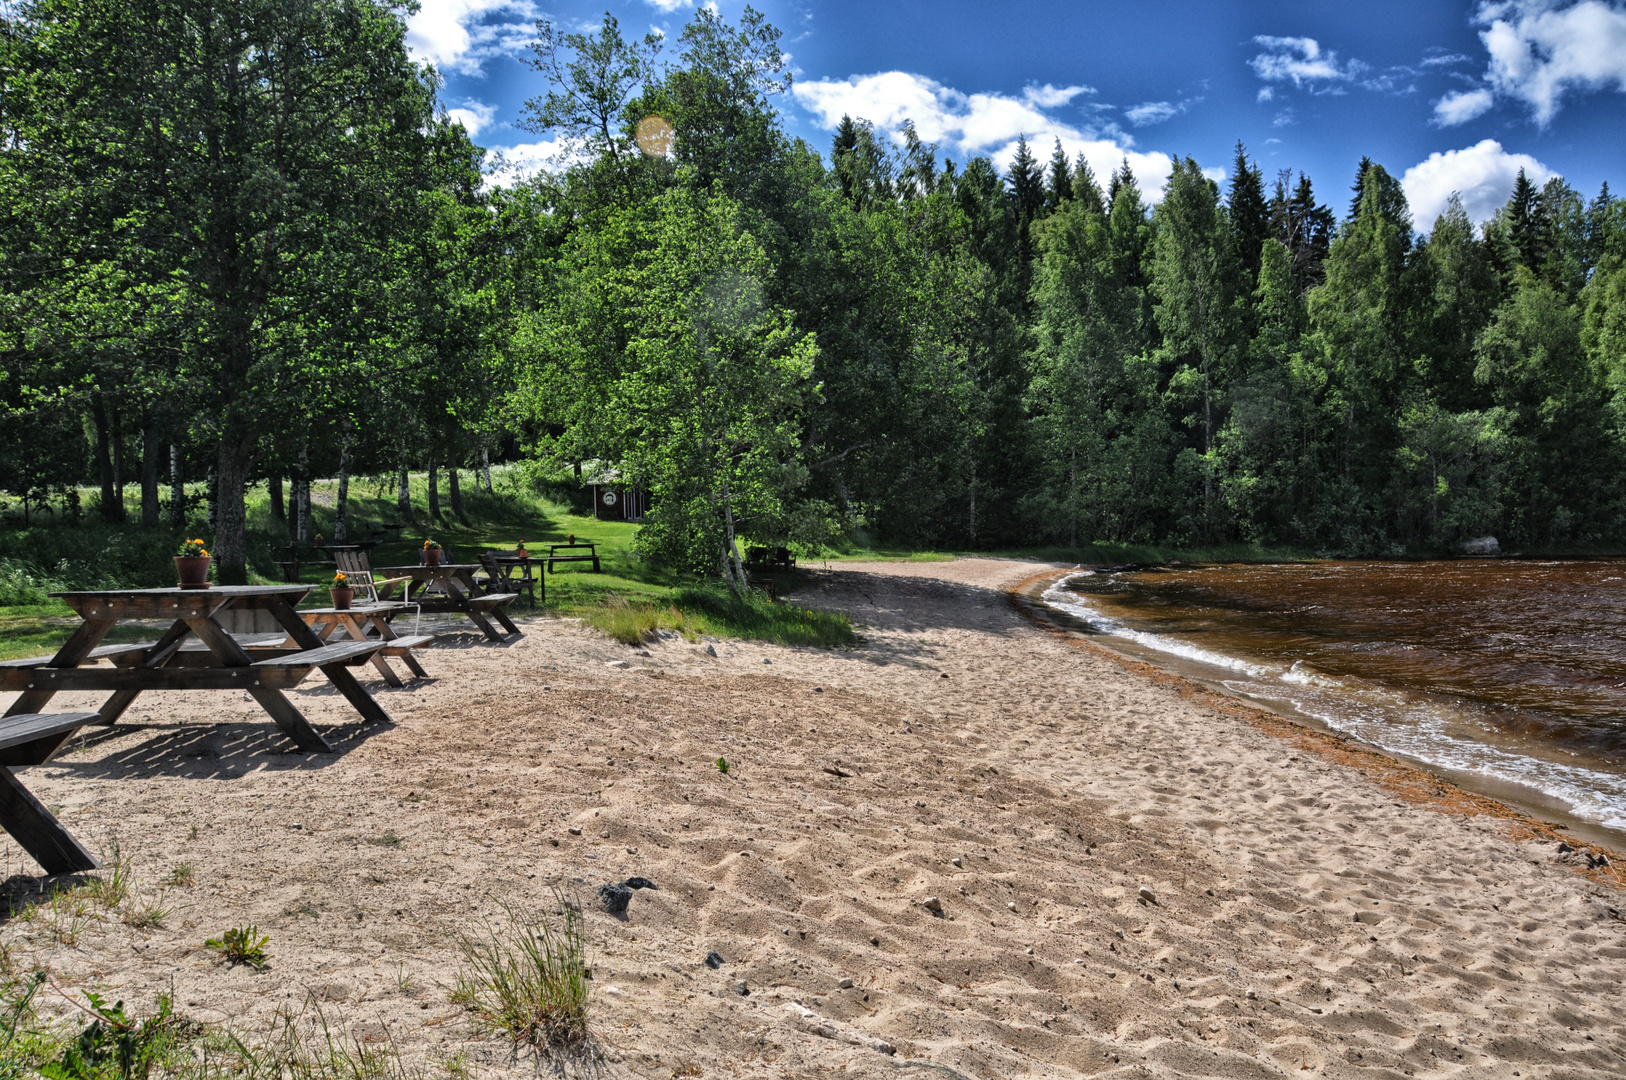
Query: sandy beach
[{"left": 3, "top": 557, "right": 1624, "bottom": 1079}]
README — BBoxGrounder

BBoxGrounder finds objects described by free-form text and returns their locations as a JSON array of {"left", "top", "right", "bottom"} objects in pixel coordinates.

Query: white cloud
[
  {"left": 404, "top": 0, "right": 537, "bottom": 77},
  {"left": 1433, "top": 87, "right": 1496, "bottom": 124},
  {"left": 1475, "top": 0, "right": 1626, "bottom": 124},
  {"left": 1249, "top": 36, "right": 1362, "bottom": 86},
  {"left": 445, "top": 99, "right": 497, "bottom": 136},
  {"left": 1126, "top": 101, "right": 1179, "bottom": 125},
  {"left": 645, "top": 0, "right": 694, "bottom": 11},
  {"left": 1256, "top": 86, "right": 1274, "bottom": 102},
  {"left": 1421, "top": 51, "right": 1473, "bottom": 66},
  {"left": 791, "top": 71, "right": 1176, "bottom": 197},
  {"left": 1023, "top": 83, "right": 1093, "bottom": 108},
  {"left": 1401, "top": 138, "right": 1556, "bottom": 226},
  {"left": 482, "top": 138, "right": 578, "bottom": 186},
  {"left": 1125, "top": 97, "right": 1201, "bottom": 126}
]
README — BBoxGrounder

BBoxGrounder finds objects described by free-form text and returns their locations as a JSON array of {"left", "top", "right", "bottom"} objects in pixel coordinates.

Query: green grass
[
  {"left": 0, "top": 464, "right": 865, "bottom": 657},
  {"left": 580, "top": 587, "right": 855, "bottom": 647}
]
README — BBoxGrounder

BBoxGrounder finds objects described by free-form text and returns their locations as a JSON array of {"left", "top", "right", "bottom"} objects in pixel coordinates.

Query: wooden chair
[{"left": 333, "top": 549, "right": 420, "bottom": 632}]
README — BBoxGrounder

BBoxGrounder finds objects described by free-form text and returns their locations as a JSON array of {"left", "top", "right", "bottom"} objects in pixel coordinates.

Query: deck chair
[{"left": 333, "top": 549, "right": 421, "bottom": 633}]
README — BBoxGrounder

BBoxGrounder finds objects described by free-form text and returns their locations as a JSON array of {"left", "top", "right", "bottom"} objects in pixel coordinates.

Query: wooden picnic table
[
  {"left": 278, "top": 541, "right": 383, "bottom": 583},
  {"left": 488, "top": 555, "right": 544, "bottom": 608},
  {"left": 375, "top": 565, "right": 521, "bottom": 641},
  {"left": 299, "top": 602, "right": 432, "bottom": 686},
  {"left": 546, "top": 541, "right": 601, "bottom": 574},
  {"left": 0, "top": 585, "right": 394, "bottom": 873}
]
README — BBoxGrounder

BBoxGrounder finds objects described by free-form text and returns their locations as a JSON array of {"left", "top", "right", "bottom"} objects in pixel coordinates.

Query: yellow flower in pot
[{"left": 330, "top": 571, "right": 354, "bottom": 610}]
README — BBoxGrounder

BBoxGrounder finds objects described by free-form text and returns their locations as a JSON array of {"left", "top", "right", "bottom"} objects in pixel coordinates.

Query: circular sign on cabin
[{"left": 603, "top": 491, "right": 618, "bottom": 506}]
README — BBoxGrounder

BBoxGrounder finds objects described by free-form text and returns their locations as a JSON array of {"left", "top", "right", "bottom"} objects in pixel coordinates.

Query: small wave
[
  {"left": 1043, "top": 572, "right": 1626, "bottom": 834},
  {"left": 1042, "top": 576, "right": 1267, "bottom": 677}
]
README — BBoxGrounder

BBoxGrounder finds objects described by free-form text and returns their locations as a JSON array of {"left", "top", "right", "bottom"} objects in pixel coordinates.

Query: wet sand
[{"left": 3, "top": 557, "right": 1624, "bottom": 1079}]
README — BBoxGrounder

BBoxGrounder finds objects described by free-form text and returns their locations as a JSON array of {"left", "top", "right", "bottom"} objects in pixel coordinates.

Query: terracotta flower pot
[
  {"left": 175, "top": 556, "right": 211, "bottom": 589},
  {"left": 425, "top": 548, "right": 442, "bottom": 567},
  {"left": 330, "top": 586, "right": 354, "bottom": 610}
]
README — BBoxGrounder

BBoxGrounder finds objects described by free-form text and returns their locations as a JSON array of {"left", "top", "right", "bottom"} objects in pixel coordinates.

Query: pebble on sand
[
  {"left": 923, "top": 896, "right": 943, "bottom": 915},
  {"left": 837, "top": 977, "right": 854, "bottom": 989},
  {"left": 951, "top": 857, "right": 963, "bottom": 868},
  {"left": 1139, "top": 886, "right": 1158, "bottom": 905},
  {"left": 607, "top": 660, "right": 631, "bottom": 669}
]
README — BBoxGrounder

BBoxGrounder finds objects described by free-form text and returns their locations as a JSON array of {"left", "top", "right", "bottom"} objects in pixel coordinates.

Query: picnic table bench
[
  {"left": 546, "top": 542, "right": 601, "bottom": 574},
  {"left": 0, "top": 585, "right": 397, "bottom": 873},
  {"left": 375, "top": 564, "right": 521, "bottom": 641},
  {"left": 299, "top": 602, "right": 432, "bottom": 686}
]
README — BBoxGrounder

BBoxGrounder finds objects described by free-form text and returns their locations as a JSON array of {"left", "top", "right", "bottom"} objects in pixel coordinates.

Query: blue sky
[{"left": 405, "top": 0, "right": 1626, "bottom": 229}]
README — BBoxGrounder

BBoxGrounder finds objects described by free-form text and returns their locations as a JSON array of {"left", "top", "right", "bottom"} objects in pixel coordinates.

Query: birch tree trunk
[
  {"left": 169, "top": 444, "right": 186, "bottom": 527},
  {"left": 333, "top": 429, "right": 353, "bottom": 541}
]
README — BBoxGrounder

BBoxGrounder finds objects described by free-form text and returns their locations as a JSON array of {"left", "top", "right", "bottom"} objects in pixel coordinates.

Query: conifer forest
[{"left": 5, "top": 1, "right": 1626, "bottom": 585}]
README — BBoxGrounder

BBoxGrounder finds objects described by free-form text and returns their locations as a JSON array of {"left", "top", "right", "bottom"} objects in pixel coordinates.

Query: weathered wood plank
[
  {"left": 249, "top": 641, "right": 384, "bottom": 668},
  {"left": 0, "top": 713, "right": 99, "bottom": 751},
  {"left": 0, "top": 667, "right": 307, "bottom": 691}
]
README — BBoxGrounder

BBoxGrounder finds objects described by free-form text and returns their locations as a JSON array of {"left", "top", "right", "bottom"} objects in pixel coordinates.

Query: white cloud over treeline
[{"left": 791, "top": 71, "right": 1186, "bottom": 197}]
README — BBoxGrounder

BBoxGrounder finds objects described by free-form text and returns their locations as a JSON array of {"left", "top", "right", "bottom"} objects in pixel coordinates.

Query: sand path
[{"left": 3, "top": 557, "right": 1623, "bottom": 1079}]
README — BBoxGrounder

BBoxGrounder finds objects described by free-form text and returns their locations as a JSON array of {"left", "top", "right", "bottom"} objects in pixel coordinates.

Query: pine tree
[
  {"left": 1227, "top": 142, "right": 1270, "bottom": 288},
  {"left": 1045, "top": 139, "right": 1074, "bottom": 213}
]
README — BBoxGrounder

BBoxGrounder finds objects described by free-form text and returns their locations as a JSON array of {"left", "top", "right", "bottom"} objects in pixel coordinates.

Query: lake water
[{"left": 1042, "top": 560, "right": 1626, "bottom": 840}]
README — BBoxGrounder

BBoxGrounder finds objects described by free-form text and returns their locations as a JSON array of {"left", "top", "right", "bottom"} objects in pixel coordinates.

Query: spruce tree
[
  {"left": 1227, "top": 141, "right": 1270, "bottom": 288},
  {"left": 1046, "top": 139, "right": 1074, "bottom": 213},
  {"left": 1504, "top": 169, "right": 1543, "bottom": 269},
  {"left": 1009, "top": 135, "right": 1047, "bottom": 226},
  {"left": 1270, "top": 171, "right": 1334, "bottom": 295},
  {"left": 1072, "top": 154, "right": 1105, "bottom": 216}
]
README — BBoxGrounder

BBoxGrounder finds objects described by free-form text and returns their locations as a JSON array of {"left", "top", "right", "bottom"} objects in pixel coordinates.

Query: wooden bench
[
  {"left": 378, "top": 634, "right": 434, "bottom": 655},
  {"left": 0, "top": 712, "right": 101, "bottom": 752},
  {"left": 251, "top": 640, "right": 385, "bottom": 670}
]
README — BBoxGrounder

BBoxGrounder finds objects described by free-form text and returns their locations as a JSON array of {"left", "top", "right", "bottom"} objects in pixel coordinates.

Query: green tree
[{"left": 1150, "top": 157, "right": 1244, "bottom": 536}]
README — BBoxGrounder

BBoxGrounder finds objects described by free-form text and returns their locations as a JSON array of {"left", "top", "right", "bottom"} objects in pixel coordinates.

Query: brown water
[{"left": 1042, "top": 560, "right": 1626, "bottom": 837}]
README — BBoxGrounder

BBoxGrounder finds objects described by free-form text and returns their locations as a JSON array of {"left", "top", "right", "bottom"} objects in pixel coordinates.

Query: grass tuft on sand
[{"left": 451, "top": 897, "right": 593, "bottom": 1059}]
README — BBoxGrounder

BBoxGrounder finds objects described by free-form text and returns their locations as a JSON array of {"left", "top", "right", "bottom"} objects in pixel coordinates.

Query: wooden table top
[
  {"left": 51, "top": 585, "right": 312, "bottom": 599},
  {"left": 376, "top": 564, "right": 479, "bottom": 574}
]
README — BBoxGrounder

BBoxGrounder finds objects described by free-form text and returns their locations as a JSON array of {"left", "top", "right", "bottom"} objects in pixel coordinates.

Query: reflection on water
[{"left": 1042, "top": 560, "right": 1626, "bottom": 835}]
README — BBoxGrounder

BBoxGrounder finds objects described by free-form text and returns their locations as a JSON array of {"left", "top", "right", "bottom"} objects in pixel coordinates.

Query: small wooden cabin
[{"left": 591, "top": 483, "right": 648, "bottom": 522}]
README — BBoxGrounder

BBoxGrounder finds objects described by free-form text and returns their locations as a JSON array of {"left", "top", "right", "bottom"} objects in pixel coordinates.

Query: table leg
[
  {"left": 0, "top": 619, "right": 116, "bottom": 768},
  {"left": 98, "top": 618, "right": 194, "bottom": 726},
  {"left": 465, "top": 609, "right": 503, "bottom": 641},
  {"left": 3, "top": 619, "right": 114, "bottom": 719},
  {"left": 490, "top": 606, "right": 521, "bottom": 635},
  {"left": 370, "top": 615, "right": 429, "bottom": 679},
  {"left": 186, "top": 615, "right": 334, "bottom": 753},
  {"left": 341, "top": 613, "right": 402, "bottom": 687},
  {"left": 262, "top": 599, "right": 392, "bottom": 727},
  {"left": 0, "top": 764, "right": 98, "bottom": 874}
]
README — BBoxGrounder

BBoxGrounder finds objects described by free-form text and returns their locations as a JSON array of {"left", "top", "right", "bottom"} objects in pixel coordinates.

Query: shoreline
[
  {"left": 1007, "top": 564, "right": 1626, "bottom": 880},
  {"left": 2, "top": 556, "right": 1623, "bottom": 1078}
]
